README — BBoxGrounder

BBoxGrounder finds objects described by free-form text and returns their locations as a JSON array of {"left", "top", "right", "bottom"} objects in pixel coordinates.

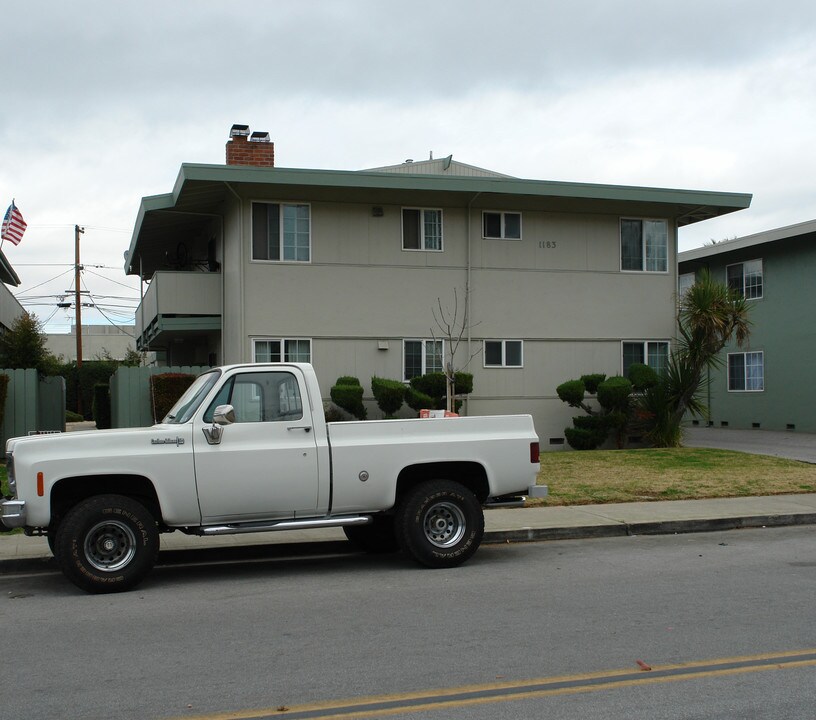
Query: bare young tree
[{"left": 430, "top": 288, "right": 481, "bottom": 412}]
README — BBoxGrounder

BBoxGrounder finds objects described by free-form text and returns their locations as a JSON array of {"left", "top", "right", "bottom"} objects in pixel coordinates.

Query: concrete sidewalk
[{"left": 3, "top": 493, "right": 816, "bottom": 573}]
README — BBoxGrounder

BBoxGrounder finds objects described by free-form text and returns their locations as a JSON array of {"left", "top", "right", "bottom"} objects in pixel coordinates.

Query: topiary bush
[
  {"left": 371, "top": 376, "right": 405, "bottom": 418},
  {"left": 330, "top": 376, "right": 367, "bottom": 420},
  {"left": 404, "top": 385, "right": 435, "bottom": 413},
  {"left": 627, "top": 363, "right": 658, "bottom": 392},
  {"left": 92, "top": 383, "right": 112, "bottom": 430},
  {"left": 408, "top": 371, "right": 473, "bottom": 412},
  {"left": 581, "top": 373, "right": 607, "bottom": 395},
  {"left": 150, "top": 373, "right": 196, "bottom": 423}
]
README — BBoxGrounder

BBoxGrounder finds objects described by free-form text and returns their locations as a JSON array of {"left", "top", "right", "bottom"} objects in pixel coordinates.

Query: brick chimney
[{"left": 226, "top": 124, "right": 275, "bottom": 167}]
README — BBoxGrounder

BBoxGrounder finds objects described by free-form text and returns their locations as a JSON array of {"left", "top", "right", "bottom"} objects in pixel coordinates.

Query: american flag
[{"left": 1, "top": 200, "right": 27, "bottom": 246}]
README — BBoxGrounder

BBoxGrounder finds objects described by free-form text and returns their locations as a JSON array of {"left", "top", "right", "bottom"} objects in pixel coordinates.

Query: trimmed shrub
[
  {"left": 597, "top": 376, "right": 632, "bottom": 413},
  {"left": 66, "top": 410, "right": 84, "bottom": 423},
  {"left": 336, "top": 376, "right": 361, "bottom": 387},
  {"left": 580, "top": 373, "right": 606, "bottom": 395},
  {"left": 150, "top": 373, "right": 196, "bottom": 423},
  {"left": 627, "top": 363, "right": 658, "bottom": 392},
  {"left": 0, "top": 373, "right": 8, "bottom": 430},
  {"left": 92, "top": 383, "right": 112, "bottom": 430},
  {"left": 404, "top": 385, "right": 435, "bottom": 412},
  {"left": 566, "top": 415, "right": 609, "bottom": 450},
  {"left": 408, "top": 371, "right": 473, "bottom": 411},
  {"left": 330, "top": 378, "right": 367, "bottom": 420},
  {"left": 371, "top": 376, "right": 405, "bottom": 418},
  {"left": 556, "top": 379, "right": 586, "bottom": 407}
]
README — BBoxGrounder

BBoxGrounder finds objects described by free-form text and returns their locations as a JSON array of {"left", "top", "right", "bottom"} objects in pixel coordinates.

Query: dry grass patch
[{"left": 533, "top": 448, "right": 816, "bottom": 506}]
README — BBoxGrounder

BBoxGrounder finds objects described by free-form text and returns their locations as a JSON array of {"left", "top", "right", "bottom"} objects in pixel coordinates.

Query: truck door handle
[{"left": 287, "top": 426, "right": 312, "bottom": 433}]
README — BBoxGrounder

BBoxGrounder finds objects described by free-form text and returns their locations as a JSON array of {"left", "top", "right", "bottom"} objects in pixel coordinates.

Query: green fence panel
[
  {"left": 110, "top": 366, "right": 209, "bottom": 429},
  {"left": 1, "top": 368, "right": 36, "bottom": 446}
]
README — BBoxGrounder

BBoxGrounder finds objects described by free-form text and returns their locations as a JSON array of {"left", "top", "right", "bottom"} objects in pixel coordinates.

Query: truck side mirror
[
  {"left": 203, "top": 405, "right": 235, "bottom": 445},
  {"left": 213, "top": 405, "right": 235, "bottom": 425}
]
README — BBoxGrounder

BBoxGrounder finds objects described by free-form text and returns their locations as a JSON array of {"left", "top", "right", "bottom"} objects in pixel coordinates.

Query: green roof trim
[{"left": 126, "top": 162, "right": 752, "bottom": 275}]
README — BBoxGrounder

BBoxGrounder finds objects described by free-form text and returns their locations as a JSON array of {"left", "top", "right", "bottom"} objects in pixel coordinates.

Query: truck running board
[{"left": 199, "top": 515, "right": 372, "bottom": 536}]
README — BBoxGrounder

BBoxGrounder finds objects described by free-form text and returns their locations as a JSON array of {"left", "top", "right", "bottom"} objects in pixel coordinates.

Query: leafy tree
[
  {"left": 0, "top": 312, "right": 61, "bottom": 376},
  {"left": 637, "top": 269, "right": 751, "bottom": 447},
  {"left": 121, "top": 348, "right": 144, "bottom": 367}
]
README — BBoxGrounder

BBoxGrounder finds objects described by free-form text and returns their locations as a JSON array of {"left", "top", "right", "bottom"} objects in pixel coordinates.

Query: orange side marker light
[{"left": 37, "top": 472, "right": 44, "bottom": 497}]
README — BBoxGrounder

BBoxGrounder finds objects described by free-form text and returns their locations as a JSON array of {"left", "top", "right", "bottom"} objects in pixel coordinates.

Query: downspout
[
  {"left": 224, "top": 182, "right": 243, "bottom": 363},
  {"left": 465, "top": 192, "right": 482, "bottom": 416}
]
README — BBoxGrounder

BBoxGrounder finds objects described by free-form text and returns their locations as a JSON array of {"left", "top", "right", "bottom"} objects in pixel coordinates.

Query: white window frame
[
  {"left": 401, "top": 208, "right": 444, "bottom": 252},
  {"left": 482, "top": 211, "right": 522, "bottom": 240},
  {"left": 620, "top": 217, "right": 669, "bottom": 273},
  {"left": 483, "top": 339, "right": 523, "bottom": 368},
  {"left": 622, "top": 340, "right": 670, "bottom": 376},
  {"left": 726, "top": 259, "right": 763, "bottom": 300},
  {"left": 402, "top": 339, "right": 444, "bottom": 381},
  {"left": 678, "top": 272, "right": 695, "bottom": 297},
  {"left": 251, "top": 201, "right": 311, "bottom": 263},
  {"left": 728, "top": 351, "right": 764, "bottom": 392},
  {"left": 252, "top": 337, "right": 312, "bottom": 364}
]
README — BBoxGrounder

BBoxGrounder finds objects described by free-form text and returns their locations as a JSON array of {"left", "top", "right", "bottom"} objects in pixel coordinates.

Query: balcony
[{"left": 135, "top": 271, "right": 222, "bottom": 350}]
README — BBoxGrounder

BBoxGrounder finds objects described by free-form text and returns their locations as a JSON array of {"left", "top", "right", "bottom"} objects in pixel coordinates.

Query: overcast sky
[{"left": 2, "top": 0, "right": 815, "bottom": 334}]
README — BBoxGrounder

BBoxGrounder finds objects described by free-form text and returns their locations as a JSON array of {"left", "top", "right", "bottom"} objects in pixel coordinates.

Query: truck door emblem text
[{"left": 151, "top": 437, "right": 185, "bottom": 446}]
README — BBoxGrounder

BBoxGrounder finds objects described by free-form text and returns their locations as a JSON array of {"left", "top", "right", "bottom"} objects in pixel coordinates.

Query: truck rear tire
[
  {"left": 396, "top": 480, "right": 484, "bottom": 568},
  {"left": 55, "top": 494, "right": 159, "bottom": 594},
  {"left": 343, "top": 516, "right": 399, "bottom": 553}
]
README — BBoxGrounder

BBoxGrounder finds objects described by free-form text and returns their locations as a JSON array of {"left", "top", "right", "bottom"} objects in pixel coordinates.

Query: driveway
[{"left": 683, "top": 426, "right": 816, "bottom": 464}]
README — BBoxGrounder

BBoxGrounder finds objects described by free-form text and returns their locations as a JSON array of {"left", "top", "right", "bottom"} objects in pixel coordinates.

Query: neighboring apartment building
[
  {"left": 45, "top": 324, "right": 138, "bottom": 362},
  {"left": 0, "top": 248, "right": 24, "bottom": 335},
  {"left": 679, "top": 219, "right": 816, "bottom": 433},
  {"left": 125, "top": 125, "right": 751, "bottom": 444}
]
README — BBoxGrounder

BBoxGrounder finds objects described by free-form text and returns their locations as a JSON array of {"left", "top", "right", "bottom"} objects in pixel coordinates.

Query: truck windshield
[{"left": 162, "top": 370, "right": 222, "bottom": 424}]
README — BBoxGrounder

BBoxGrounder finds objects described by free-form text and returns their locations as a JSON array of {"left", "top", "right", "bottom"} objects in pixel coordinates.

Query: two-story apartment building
[
  {"left": 125, "top": 125, "right": 751, "bottom": 443},
  {"left": 679, "top": 219, "right": 816, "bottom": 433}
]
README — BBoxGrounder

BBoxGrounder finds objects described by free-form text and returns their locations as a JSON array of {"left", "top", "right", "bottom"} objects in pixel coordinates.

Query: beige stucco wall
[{"left": 217, "top": 189, "right": 678, "bottom": 444}]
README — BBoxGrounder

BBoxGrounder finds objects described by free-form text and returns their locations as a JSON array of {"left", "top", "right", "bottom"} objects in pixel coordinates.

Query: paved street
[{"left": 3, "top": 526, "right": 815, "bottom": 719}]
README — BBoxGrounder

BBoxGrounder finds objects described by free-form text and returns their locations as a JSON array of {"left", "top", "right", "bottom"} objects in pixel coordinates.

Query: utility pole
[{"left": 74, "top": 225, "right": 85, "bottom": 415}]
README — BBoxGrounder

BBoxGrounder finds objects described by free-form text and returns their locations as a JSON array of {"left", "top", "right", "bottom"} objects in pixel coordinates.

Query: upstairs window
[
  {"left": 252, "top": 202, "right": 310, "bottom": 262},
  {"left": 253, "top": 338, "right": 312, "bottom": 364},
  {"left": 483, "top": 211, "right": 522, "bottom": 239},
  {"left": 403, "top": 339, "right": 444, "bottom": 381},
  {"left": 728, "top": 351, "right": 764, "bottom": 391},
  {"left": 622, "top": 341, "right": 669, "bottom": 377},
  {"left": 484, "top": 340, "right": 523, "bottom": 367},
  {"left": 402, "top": 208, "right": 443, "bottom": 251},
  {"left": 621, "top": 218, "right": 668, "bottom": 272},
  {"left": 727, "top": 259, "right": 763, "bottom": 299}
]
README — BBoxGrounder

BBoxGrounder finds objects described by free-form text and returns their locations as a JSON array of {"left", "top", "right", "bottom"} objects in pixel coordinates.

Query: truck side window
[{"left": 203, "top": 372, "right": 303, "bottom": 423}]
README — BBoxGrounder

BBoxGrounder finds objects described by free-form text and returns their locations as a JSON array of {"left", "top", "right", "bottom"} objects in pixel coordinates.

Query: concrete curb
[{"left": 4, "top": 512, "right": 815, "bottom": 576}]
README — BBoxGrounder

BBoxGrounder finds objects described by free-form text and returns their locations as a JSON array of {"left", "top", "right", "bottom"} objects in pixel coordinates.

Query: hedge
[
  {"left": 371, "top": 376, "right": 405, "bottom": 418},
  {"left": 330, "top": 376, "right": 367, "bottom": 420},
  {"left": 92, "top": 383, "right": 112, "bottom": 430},
  {"left": 150, "top": 373, "right": 196, "bottom": 423}
]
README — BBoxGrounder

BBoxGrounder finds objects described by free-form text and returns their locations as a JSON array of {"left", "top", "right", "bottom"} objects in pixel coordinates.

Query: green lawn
[{"left": 534, "top": 447, "right": 816, "bottom": 505}]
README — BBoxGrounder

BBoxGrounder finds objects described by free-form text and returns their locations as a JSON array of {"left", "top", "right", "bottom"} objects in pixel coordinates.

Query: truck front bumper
[{"left": 0, "top": 499, "right": 26, "bottom": 529}]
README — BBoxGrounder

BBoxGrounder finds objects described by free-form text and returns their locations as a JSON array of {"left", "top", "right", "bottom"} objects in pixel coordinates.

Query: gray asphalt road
[{"left": 2, "top": 526, "right": 815, "bottom": 719}]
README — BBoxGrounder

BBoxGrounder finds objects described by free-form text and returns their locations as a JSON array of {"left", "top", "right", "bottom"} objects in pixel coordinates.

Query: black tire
[
  {"left": 343, "top": 516, "right": 399, "bottom": 554},
  {"left": 396, "top": 480, "right": 484, "bottom": 568},
  {"left": 47, "top": 525, "right": 58, "bottom": 558},
  {"left": 55, "top": 494, "right": 159, "bottom": 594}
]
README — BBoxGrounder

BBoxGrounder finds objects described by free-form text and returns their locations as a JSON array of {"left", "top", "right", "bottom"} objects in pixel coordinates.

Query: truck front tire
[
  {"left": 396, "top": 480, "right": 484, "bottom": 568},
  {"left": 55, "top": 494, "right": 159, "bottom": 594}
]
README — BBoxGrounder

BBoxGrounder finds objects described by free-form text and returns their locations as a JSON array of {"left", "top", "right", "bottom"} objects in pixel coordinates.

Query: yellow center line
[{"left": 170, "top": 648, "right": 816, "bottom": 720}]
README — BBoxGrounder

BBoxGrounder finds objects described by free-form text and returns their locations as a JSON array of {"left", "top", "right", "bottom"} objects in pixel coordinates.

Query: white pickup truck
[{"left": 2, "top": 363, "right": 541, "bottom": 593}]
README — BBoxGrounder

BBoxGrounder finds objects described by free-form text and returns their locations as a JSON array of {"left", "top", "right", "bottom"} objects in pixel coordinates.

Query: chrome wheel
[
  {"left": 423, "top": 501, "right": 466, "bottom": 548},
  {"left": 84, "top": 520, "right": 137, "bottom": 572}
]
